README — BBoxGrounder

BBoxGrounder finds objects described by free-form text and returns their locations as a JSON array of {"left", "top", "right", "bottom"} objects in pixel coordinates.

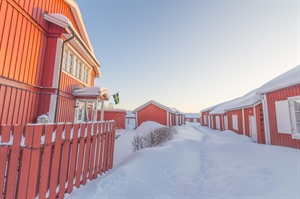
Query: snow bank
[
  {"left": 68, "top": 125, "right": 300, "bottom": 199},
  {"left": 136, "top": 121, "right": 164, "bottom": 134}
]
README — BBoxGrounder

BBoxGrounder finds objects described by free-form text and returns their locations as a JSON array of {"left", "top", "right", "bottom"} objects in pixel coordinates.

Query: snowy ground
[{"left": 67, "top": 122, "right": 300, "bottom": 199}]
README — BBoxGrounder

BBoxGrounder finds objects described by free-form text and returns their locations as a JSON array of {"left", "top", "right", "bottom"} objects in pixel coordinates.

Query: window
[
  {"left": 69, "top": 54, "right": 74, "bottom": 74},
  {"left": 62, "top": 48, "right": 68, "bottom": 70},
  {"left": 290, "top": 97, "right": 300, "bottom": 138},
  {"left": 78, "top": 63, "right": 82, "bottom": 79},
  {"left": 74, "top": 59, "right": 78, "bottom": 77},
  {"left": 62, "top": 47, "right": 91, "bottom": 84}
]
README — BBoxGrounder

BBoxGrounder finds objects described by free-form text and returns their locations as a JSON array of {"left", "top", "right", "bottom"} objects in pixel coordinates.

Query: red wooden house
[
  {"left": 0, "top": 0, "right": 109, "bottom": 126},
  {"left": 224, "top": 90, "right": 263, "bottom": 143},
  {"left": 257, "top": 65, "right": 300, "bottom": 149},
  {"left": 185, "top": 113, "right": 201, "bottom": 123},
  {"left": 133, "top": 100, "right": 181, "bottom": 127},
  {"left": 200, "top": 105, "right": 216, "bottom": 127}
]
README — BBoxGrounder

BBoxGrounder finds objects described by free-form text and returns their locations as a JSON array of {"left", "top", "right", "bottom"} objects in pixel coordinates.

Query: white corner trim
[
  {"left": 167, "top": 111, "right": 170, "bottom": 126},
  {"left": 262, "top": 94, "right": 271, "bottom": 145},
  {"left": 63, "top": 0, "right": 93, "bottom": 53},
  {"left": 242, "top": 109, "right": 245, "bottom": 135},
  {"left": 52, "top": 38, "right": 63, "bottom": 88},
  {"left": 49, "top": 95, "right": 57, "bottom": 122},
  {"left": 135, "top": 112, "right": 138, "bottom": 128}
]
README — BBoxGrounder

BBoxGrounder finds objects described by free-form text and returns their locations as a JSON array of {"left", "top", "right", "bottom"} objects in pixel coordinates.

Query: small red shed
[
  {"left": 224, "top": 90, "right": 263, "bottom": 143},
  {"left": 185, "top": 113, "right": 201, "bottom": 123},
  {"left": 133, "top": 100, "right": 179, "bottom": 127},
  {"left": 257, "top": 65, "right": 300, "bottom": 149}
]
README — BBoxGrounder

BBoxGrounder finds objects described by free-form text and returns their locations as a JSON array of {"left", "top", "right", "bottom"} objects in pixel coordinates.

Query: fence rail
[{"left": 0, "top": 121, "right": 116, "bottom": 199}]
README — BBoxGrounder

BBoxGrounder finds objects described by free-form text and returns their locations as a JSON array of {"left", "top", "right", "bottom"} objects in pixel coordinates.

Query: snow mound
[{"left": 136, "top": 121, "right": 164, "bottom": 134}]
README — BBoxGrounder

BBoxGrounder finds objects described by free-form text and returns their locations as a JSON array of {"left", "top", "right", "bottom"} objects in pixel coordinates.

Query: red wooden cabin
[
  {"left": 0, "top": 0, "right": 108, "bottom": 126},
  {"left": 200, "top": 105, "right": 216, "bottom": 127},
  {"left": 224, "top": 92, "right": 264, "bottom": 143},
  {"left": 133, "top": 100, "right": 182, "bottom": 127},
  {"left": 185, "top": 113, "right": 201, "bottom": 123},
  {"left": 257, "top": 65, "right": 300, "bottom": 149}
]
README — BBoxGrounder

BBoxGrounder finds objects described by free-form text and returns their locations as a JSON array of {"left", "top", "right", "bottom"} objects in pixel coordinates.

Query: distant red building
[
  {"left": 133, "top": 100, "right": 184, "bottom": 127},
  {"left": 97, "top": 109, "right": 126, "bottom": 129}
]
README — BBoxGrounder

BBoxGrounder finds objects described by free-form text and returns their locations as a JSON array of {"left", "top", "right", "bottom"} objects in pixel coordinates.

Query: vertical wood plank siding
[
  {"left": 136, "top": 104, "right": 168, "bottom": 126},
  {"left": 266, "top": 84, "right": 300, "bottom": 149},
  {"left": 0, "top": 0, "right": 95, "bottom": 125}
]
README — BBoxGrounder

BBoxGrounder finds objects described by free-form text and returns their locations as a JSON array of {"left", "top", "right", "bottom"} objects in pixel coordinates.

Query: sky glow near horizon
[{"left": 77, "top": 0, "right": 299, "bottom": 113}]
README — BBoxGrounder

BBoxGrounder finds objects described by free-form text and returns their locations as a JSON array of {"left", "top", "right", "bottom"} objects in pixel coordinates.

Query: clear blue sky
[{"left": 76, "top": 0, "right": 299, "bottom": 113}]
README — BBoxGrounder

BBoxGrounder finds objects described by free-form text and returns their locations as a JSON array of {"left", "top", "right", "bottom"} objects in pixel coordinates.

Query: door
[{"left": 249, "top": 115, "right": 257, "bottom": 142}]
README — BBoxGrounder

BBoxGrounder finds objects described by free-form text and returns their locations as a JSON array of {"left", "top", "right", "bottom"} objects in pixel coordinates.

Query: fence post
[
  {"left": 49, "top": 123, "right": 65, "bottom": 199},
  {"left": 67, "top": 123, "right": 80, "bottom": 193},
  {"left": 89, "top": 122, "right": 98, "bottom": 180},
  {"left": 110, "top": 122, "right": 116, "bottom": 169},
  {"left": 98, "top": 122, "right": 105, "bottom": 174},
  {"left": 16, "top": 125, "right": 34, "bottom": 199},
  {"left": 39, "top": 124, "right": 56, "bottom": 199},
  {"left": 0, "top": 125, "right": 11, "bottom": 198},
  {"left": 82, "top": 123, "right": 93, "bottom": 185},
  {"left": 26, "top": 125, "right": 45, "bottom": 199},
  {"left": 93, "top": 122, "right": 102, "bottom": 178},
  {"left": 75, "top": 123, "right": 87, "bottom": 188},
  {"left": 58, "top": 123, "right": 72, "bottom": 199},
  {"left": 5, "top": 125, "right": 22, "bottom": 199}
]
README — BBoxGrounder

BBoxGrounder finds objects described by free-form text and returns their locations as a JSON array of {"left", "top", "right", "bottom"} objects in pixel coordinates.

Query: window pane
[
  {"left": 294, "top": 99, "right": 300, "bottom": 112},
  {"left": 79, "top": 63, "right": 82, "bottom": 80},
  {"left": 297, "top": 123, "right": 300, "bottom": 134},
  {"left": 295, "top": 112, "right": 300, "bottom": 122},
  {"left": 69, "top": 54, "right": 73, "bottom": 74},
  {"left": 74, "top": 59, "right": 78, "bottom": 77},
  {"left": 63, "top": 49, "right": 68, "bottom": 70}
]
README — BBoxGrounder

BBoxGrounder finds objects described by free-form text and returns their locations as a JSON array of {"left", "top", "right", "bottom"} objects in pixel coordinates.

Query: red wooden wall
[
  {"left": 227, "top": 110, "right": 243, "bottom": 135},
  {"left": 266, "top": 84, "right": 300, "bottom": 149},
  {"left": 136, "top": 104, "right": 168, "bottom": 126}
]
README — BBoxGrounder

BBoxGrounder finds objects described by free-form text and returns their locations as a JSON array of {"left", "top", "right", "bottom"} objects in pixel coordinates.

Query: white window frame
[
  {"left": 289, "top": 96, "right": 300, "bottom": 139},
  {"left": 61, "top": 45, "right": 92, "bottom": 86}
]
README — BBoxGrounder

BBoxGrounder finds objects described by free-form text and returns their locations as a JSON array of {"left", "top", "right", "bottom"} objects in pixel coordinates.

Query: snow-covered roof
[
  {"left": 210, "top": 89, "right": 261, "bottom": 114},
  {"left": 73, "top": 86, "right": 109, "bottom": 100},
  {"left": 172, "top": 108, "right": 185, "bottom": 114},
  {"left": 133, "top": 100, "right": 176, "bottom": 113},
  {"left": 224, "top": 89, "right": 261, "bottom": 111},
  {"left": 185, "top": 113, "right": 201, "bottom": 118},
  {"left": 257, "top": 65, "right": 300, "bottom": 94},
  {"left": 201, "top": 104, "right": 219, "bottom": 112}
]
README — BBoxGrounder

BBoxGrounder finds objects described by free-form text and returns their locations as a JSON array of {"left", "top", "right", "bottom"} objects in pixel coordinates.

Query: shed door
[{"left": 249, "top": 115, "right": 257, "bottom": 142}]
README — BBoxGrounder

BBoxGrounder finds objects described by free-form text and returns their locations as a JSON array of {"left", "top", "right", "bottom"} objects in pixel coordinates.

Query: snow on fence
[{"left": 0, "top": 121, "right": 116, "bottom": 199}]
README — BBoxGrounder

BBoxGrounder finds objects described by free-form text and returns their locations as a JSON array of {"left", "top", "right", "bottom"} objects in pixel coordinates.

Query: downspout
[{"left": 54, "top": 28, "right": 75, "bottom": 123}]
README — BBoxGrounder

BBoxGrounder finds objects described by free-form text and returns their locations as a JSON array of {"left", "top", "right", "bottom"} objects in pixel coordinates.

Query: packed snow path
[{"left": 67, "top": 122, "right": 300, "bottom": 199}]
